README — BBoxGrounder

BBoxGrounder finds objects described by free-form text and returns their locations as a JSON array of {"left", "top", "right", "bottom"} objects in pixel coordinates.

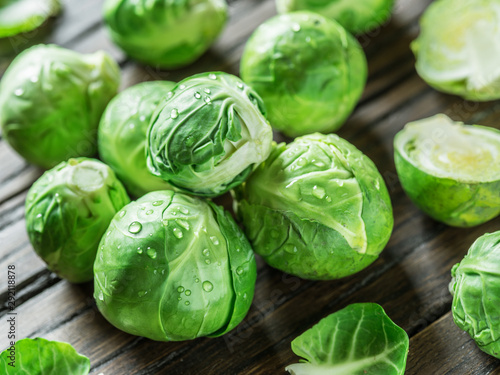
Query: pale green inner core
[
  {"left": 403, "top": 115, "right": 500, "bottom": 182},
  {"left": 69, "top": 163, "right": 106, "bottom": 192}
]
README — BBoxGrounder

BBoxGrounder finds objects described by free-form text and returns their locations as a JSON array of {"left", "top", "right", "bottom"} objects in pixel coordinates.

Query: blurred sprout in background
[
  {"left": 0, "top": 0, "right": 61, "bottom": 58},
  {"left": 412, "top": 0, "right": 500, "bottom": 101},
  {"left": 235, "top": 133, "right": 393, "bottom": 280},
  {"left": 25, "top": 158, "right": 130, "bottom": 283},
  {"left": 0, "top": 44, "right": 120, "bottom": 169},
  {"left": 240, "top": 11, "right": 367, "bottom": 137},
  {"left": 394, "top": 114, "right": 500, "bottom": 227},
  {"left": 276, "top": 0, "right": 395, "bottom": 35},
  {"left": 98, "top": 81, "right": 176, "bottom": 198},
  {"left": 147, "top": 72, "right": 273, "bottom": 197},
  {"left": 104, "top": 0, "right": 228, "bottom": 69}
]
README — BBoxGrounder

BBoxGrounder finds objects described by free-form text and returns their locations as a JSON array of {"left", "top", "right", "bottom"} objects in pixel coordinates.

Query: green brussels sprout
[
  {"left": 240, "top": 11, "right": 367, "bottom": 137},
  {"left": 0, "top": 338, "right": 90, "bottom": 375},
  {"left": 94, "top": 190, "right": 256, "bottom": 341},
  {"left": 25, "top": 158, "right": 130, "bottom": 283},
  {"left": 394, "top": 114, "right": 500, "bottom": 227},
  {"left": 235, "top": 133, "right": 393, "bottom": 280},
  {"left": 147, "top": 72, "right": 273, "bottom": 197},
  {"left": 0, "top": 44, "right": 120, "bottom": 169},
  {"left": 276, "top": 0, "right": 395, "bottom": 35},
  {"left": 0, "top": 0, "right": 61, "bottom": 57},
  {"left": 103, "top": 0, "right": 227, "bottom": 69},
  {"left": 285, "top": 303, "right": 409, "bottom": 375},
  {"left": 412, "top": 0, "right": 500, "bottom": 101},
  {"left": 98, "top": 81, "right": 176, "bottom": 197},
  {"left": 450, "top": 231, "right": 500, "bottom": 359}
]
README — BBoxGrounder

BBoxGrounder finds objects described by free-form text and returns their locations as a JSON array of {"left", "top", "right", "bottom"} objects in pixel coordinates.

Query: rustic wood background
[{"left": 1, "top": 0, "right": 500, "bottom": 373}]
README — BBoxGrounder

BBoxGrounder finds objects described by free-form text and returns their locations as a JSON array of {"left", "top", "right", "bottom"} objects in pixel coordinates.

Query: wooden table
[{"left": 1, "top": 0, "right": 500, "bottom": 373}]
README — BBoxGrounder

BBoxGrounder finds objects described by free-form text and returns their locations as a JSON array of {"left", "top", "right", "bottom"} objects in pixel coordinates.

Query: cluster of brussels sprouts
[{"left": 2, "top": 0, "right": 500, "bottom": 368}]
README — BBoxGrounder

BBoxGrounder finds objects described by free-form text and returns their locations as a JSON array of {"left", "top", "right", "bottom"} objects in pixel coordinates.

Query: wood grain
[{"left": 1, "top": 0, "right": 500, "bottom": 374}]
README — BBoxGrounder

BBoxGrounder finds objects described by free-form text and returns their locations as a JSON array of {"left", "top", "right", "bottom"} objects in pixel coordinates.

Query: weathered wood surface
[{"left": 1, "top": 0, "right": 500, "bottom": 374}]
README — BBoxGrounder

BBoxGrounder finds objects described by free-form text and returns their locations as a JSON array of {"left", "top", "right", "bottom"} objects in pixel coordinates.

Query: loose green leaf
[
  {"left": 0, "top": 337, "right": 90, "bottom": 375},
  {"left": 286, "top": 303, "right": 409, "bottom": 375}
]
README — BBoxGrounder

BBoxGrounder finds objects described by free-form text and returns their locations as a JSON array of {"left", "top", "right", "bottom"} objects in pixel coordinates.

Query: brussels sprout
[
  {"left": 285, "top": 303, "right": 409, "bottom": 375},
  {"left": 0, "top": 44, "right": 120, "bottom": 169},
  {"left": 103, "top": 0, "right": 227, "bottom": 69},
  {"left": 0, "top": 337, "right": 90, "bottom": 375},
  {"left": 0, "top": 0, "right": 61, "bottom": 57},
  {"left": 235, "top": 133, "right": 393, "bottom": 280},
  {"left": 240, "top": 11, "right": 367, "bottom": 137},
  {"left": 276, "top": 0, "right": 395, "bottom": 35},
  {"left": 147, "top": 72, "right": 273, "bottom": 197},
  {"left": 94, "top": 190, "right": 256, "bottom": 341},
  {"left": 394, "top": 114, "right": 500, "bottom": 227},
  {"left": 25, "top": 158, "right": 130, "bottom": 283},
  {"left": 412, "top": 0, "right": 500, "bottom": 101},
  {"left": 98, "top": 81, "right": 176, "bottom": 197},
  {"left": 450, "top": 231, "right": 500, "bottom": 359}
]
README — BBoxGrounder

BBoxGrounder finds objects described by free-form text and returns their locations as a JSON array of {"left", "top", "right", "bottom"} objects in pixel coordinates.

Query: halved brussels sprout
[
  {"left": 0, "top": 44, "right": 120, "bottom": 169},
  {"left": 147, "top": 72, "right": 273, "bottom": 197},
  {"left": 0, "top": 338, "right": 90, "bottom": 375},
  {"left": 450, "top": 231, "right": 500, "bottom": 359},
  {"left": 240, "top": 11, "right": 367, "bottom": 137},
  {"left": 412, "top": 0, "right": 500, "bottom": 100},
  {"left": 0, "top": 0, "right": 61, "bottom": 57},
  {"left": 104, "top": 0, "right": 227, "bottom": 69},
  {"left": 235, "top": 133, "right": 393, "bottom": 280},
  {"left": 98, "top": 81, "right": 176, "bottom": 197},
  {"left": 286, "top": 303, "right": 409, "bottom": 375},
  {"left": 94, "top": 190, "right": 256, "bottom": 341},
  {"left": 276, "top": 0, "right": 395, "bottom": 35},
  {"left": 25, "top": 158, "right": 130, "bottom": 283},
  {"left": 394, "top": 114, "right": 500, "bottom": 227}
]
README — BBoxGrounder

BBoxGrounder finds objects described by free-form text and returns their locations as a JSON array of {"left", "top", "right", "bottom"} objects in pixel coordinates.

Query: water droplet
[
  {"left": 312, "top": 185, "right": 326, "bottom": 199},
  {"left": 337, "top": 180, "right": 344, "bottom": 187},
  {"left": 293, "top": 246, "right": 298, "bottom": 253},
  {"left": 128, "top": 123, "right": 135, "bottom": 129},
  {"left": 185, "top": 301, "right": 190, "bottom": 305},
  {"left": 138, "top": 290, "right": 147, "bottom": 297},
  {"left": 194, "top": 92, "right": 201, "bottom": 99},
  {"left": 117, "top": 245, "right": 121, "bottom": 250},
  {"left": 297, "top": 157, "right": 307, "bottom": 167},
  {"left": 185, "top": 289, "right": 191, "bottom": 296},
  {"left": 208, "top": 73, "right": 217, "bottom": 80},
  {"left": 176, "top": 220, "right": 189, "bottom": 231},
  {"left": 305, "top": 36, "right": 311, "bottom": 43},
  {"left": 179, "top": 84, "right": 186, "bottom": 89},
  {"left": 128, "top": 221, "right": 142, "bottom": 234},
  {"left": 171, "top": 108, "right": 179, "bottom": 119},
  {"left": 36, "top": 213, "right": 42, "bottom": 218},
  {"left": 236, "top": 267, "right": 244, "bottom": 275},
  {"left": 195, "top": 278, "right": 200, "bottom": 283},
  {"left": 177, "top": 286, "right": 185, "bottom": 293},
  {"left": 236, "top": 82, "right": 244, "bottom": 90},
  {"left": 147, "top": 247, "right": 157, "bottom": 259},
  {"left": 375, "top": 179, "right": 380, "bottom": 190},
  {"left": 166, "top": 91, "right": 174, "bottom": 99},
  {"left": 119, "top": 210, "right": 126, "bottom": 218},
  {"left": 137, "top": 247, "right": 143, "bottom": 254},
  {"left": 177, "top": 296, "right": 182, "bottom": 301},
  {"left": 146, "top": 209, "right": 154, "bottom": 215},
  {"left": 180, "top": 207, "right": 189, "bottom": 214},
  {"left": 210, "top": 236, "right": 219, "bottom": 245},
  {"left": 292, "top": 23, "right": 301, "bottom": 32},
  {"left": 161, "top": 219, "right": 169, "bottom": 226},
  {"left": 202, "top": 249, "right": 210, "bottom": 256},
  {"left": 326, "top": 196, "right": 332, "bottom": 203},
  {"left": 152, "top": 200, "right": 163, "bottom": 206},
  {"left": 202, "top": 281, "right": 214, "bottom": 292},
  {"left": 106, "top": 231, "right": 111, "bottom": 237},
  {"left": 153, "top": 269, "right": 157, "bottom": 274},
  {"left": 30, "top": 76, "right": 39, "bottom": 83},
  {"left": 236, "top": 248, "right": 241, "bottom": 252},
  {"left": 243, "top": 293, "right": 248, "bottom": 300},
  {"left": 14, "top": 88, "right": 24, "bottom": 96},
  {"left": 314, "top": 161, "right": 325, "bottom": 168},
  {"left": 205, "top": 259, "right": 211, "bottom": 265},
  {"left": 204, "top": 96, "right": 212, "bottom": 105},
  {"left": 173, "top": 228, "right": 183, "bottom": 239},
  {"left": 204, "top": 88, "right": 211, "bottom": 94}
]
